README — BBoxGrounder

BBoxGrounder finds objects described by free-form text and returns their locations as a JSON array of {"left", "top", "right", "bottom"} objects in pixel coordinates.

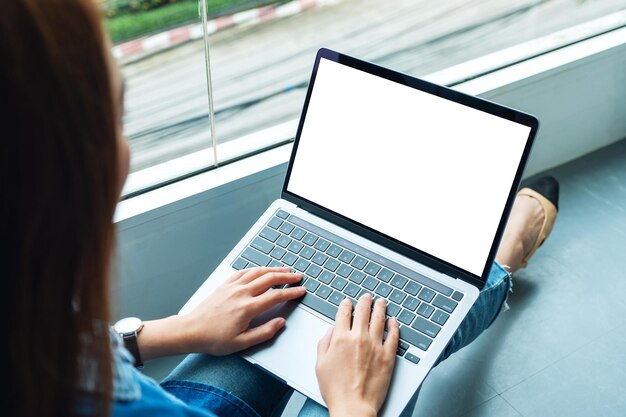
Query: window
[{"left": 106, "top": 0, "right": 626, "bottom": 196}]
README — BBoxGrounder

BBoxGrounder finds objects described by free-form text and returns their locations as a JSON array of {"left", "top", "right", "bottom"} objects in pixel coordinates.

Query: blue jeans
[{"left": 162, "top": 262, "right": 511, "bottom": 417}]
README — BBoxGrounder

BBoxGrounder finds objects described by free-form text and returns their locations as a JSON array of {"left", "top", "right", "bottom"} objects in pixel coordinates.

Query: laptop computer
[{"left": 179, "top": 48, "right": 538, "bottom": 416}]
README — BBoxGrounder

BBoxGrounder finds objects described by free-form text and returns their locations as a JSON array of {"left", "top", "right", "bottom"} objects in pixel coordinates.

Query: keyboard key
[
  {"left": 302, "top": 233, "right": 318, "bottom": 246},
  {"left": 416, "top": 303, "right": 434, "bottom": 318},
  {"left": 358, "top": 289, "right": 374, "bottom": 299},
  {"left": 375, "top": 282, "right": 393, "bottom": 298},
  {"left": 330, "top": 277, "right": 348, "bottom": 291},
  {"left": 232, "top": 258, "right": 248, "bottom": 270},
  {"left": 282, "top": 252, "right": 298, "bottom": 266},
  {"left": 348, "top": 270, "right": 366, "bottom": 284},
  {"left": 270, "top": 247, "right": 286, "bottom": 260},
  {"left": 294, "top": 259, "right": 311, "bottom": 272},
  {"left": 267, "top": 217, "right": 283, "bottom": 230},
  {"left": 279, "top": 222, "right": 295, "bottom": 234},
  {"left": 397, "top": 347, "right": 407, "bottom": 357},
  {"left": 410, "top": 272, "right": 453, "bottom": 296},
  {"left": 364, "top": 262, "right": 381, "bottom": 276},
  {"left": 418, "top": 287, "right": 436, "bottom": 303},
  {"left": 314, "top": 239, "right": 331, "bottom": 252},
  {"left": 326, "top": 245, "right": 342, "bottom": 257},
  {"left": 432, "top": 294, "right": 458, "bottom": 313},
  {"left": 362, "top": 276, "right": 380, "bottom": 291},
  {"left": 390, "top": 275, "right": 408, "bottom": 289},
  {"left": 405, "top": 282, "right": 422, "bottom": 296},
  {"left": 328, "top": 291, "right": 344, "bottom": 306},
  {"left": 300, "top": 247, "right": 315, "bottom": 260},
  {"left": 336, "top": 264, "right": 354, "bottom": 278},
  {"left": 351, "top": 256, "right": 368, "bottom": 270},
  {"left": 304, "top": 279, "right": 320, "bottom": 293},
  {"left": 386, "top": 303, "right": 401, "bottom": 317},
  {"left": 299, "top": 293, "right": 337, "bottom": 321},
  {"left": 389, "top": 289, "right": 406, "bottom": 305},
  {"left": 251, "top": 237, "right": 274, "bottom": 254},
  {"left": 276, "top": 210, "right": 289, "bottom": 219},
  {"left": 411, "top": 316, "right": 441, "bottom": 338},
  {"left": 452, "top": 291, "right": 464, "bottom": 301},
  {"left": 402, "top": 296, "right": 420, "bottom": 311},
  {"left": 290, "top": 227, "right": 306, "bottom": 240},
  {"left": 259, "top": 227, "right": 280, "bottom": 242},
  {"left": 311, "top": 252, "right": 328, "bottom": 266},
  {"left": 343, "top": 282, "right": 360, "bottom": 297},
  {"left": 324, "top": 258, "right": 340, "bottom": 272},
  {"left": 276, "top": 235, "right": 292, "bottom": 248},
  {"left": 338, "top": 250, "right": 355, "bottom": 263},
  {"left": 242, "top": 248, "right": 271, "bottom": 267},
  {"left": 287, "top": 241, "right": 304, "bottom": 254},
  {"left": 318, "top": 271, "right": 334, "bottom": 284},
  {"left": 405, "top": 353, "right": 420, "bottom": 364},
  {"left": 378, "top": 269, "right": 394, "bottom": 282},
  {"left": 431, "top": 309, "right": 450, "bottom": 326},
  {"left": 268, "top": 260, "right": 283, "bottom": 268},
  {"left": 398, "top": 310, "right": 416, "bottom": 325},
  {"left": 399, "top": 340, "right": 410, "bottom": 351},
  {"left": 315, "top": 285, "right": 332, "bottom": 299},
  {"left": 399, "top": 326, "right": 432, "bottom": 351},
  {"left": 307, "top": 264, "right": 322, "bottom": 278}
]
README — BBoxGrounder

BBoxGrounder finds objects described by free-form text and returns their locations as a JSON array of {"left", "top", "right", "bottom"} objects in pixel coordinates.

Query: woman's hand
[
  {"left": 138, "top": 267, "right": 306, "bottom": 360},
  {"left": 316, "top": 295, "right": 399, "bottom": 417},
  {"left": 183, "top": 267, "right": 306, "bottom": 355}
]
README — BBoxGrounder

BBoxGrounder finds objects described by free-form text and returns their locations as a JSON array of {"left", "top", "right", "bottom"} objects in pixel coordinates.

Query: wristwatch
[{"left": 113, "top": 317, "right": 144, "bottom": 368}]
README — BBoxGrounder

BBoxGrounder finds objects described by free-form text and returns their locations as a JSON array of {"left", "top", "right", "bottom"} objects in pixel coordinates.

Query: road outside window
[{"left": 102, "top": 0, "right": 626, "bottom": 192}]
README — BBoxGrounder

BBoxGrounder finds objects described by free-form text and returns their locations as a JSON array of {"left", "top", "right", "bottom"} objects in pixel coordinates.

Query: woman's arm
[
  {"left": 316, "top": 295, "right": 399, "bottom": 417},
  {"left": 136, "top": 267, "right": 306, "bottom": 361}
]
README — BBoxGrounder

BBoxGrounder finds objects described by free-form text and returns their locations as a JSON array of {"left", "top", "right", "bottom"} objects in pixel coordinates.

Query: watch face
[{"left": 115, "top": 317, "right": 142, "bottom": 335}]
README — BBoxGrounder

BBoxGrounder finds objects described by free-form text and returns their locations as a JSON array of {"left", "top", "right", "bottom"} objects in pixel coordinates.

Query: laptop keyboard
[{"left": 231, "top": 209, "right": 465, "bottom": 365}]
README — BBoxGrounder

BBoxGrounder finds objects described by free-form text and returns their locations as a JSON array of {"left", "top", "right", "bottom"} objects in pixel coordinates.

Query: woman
[
  {"left": 1, "top": 1, "right": 396, "bottom": 416},
  {"left": 1, "top": 1, "right": 558, "bottom": 417}
]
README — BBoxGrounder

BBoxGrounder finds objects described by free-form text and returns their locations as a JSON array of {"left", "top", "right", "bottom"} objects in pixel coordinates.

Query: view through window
[{"left": 103, "top": 0, "right": 626, "bottom": 192}]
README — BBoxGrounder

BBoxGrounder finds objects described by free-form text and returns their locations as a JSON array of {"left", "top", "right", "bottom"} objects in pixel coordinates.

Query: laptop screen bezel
[{"left": 281, "top": 48, "right": 539, "bottom": 289}]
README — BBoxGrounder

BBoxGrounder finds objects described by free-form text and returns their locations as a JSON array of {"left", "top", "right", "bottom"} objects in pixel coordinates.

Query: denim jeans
[{"left": 162, "top": 262, "right": 511, "bottom": 417}]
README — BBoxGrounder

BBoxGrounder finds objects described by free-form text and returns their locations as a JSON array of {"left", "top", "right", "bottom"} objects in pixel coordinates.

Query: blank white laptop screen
[{"left": 287, "top": 58, "right": 531, "bottom": 276}]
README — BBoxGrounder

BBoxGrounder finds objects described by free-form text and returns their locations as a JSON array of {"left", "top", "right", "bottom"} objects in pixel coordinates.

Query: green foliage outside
[{"left": 103, "top": 0, "right": 285, "bottom": 44}]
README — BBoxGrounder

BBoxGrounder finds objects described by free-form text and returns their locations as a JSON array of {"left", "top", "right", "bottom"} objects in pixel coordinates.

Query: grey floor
[{"left": 283, "top": 138, "right": 626, "bottom": 417}]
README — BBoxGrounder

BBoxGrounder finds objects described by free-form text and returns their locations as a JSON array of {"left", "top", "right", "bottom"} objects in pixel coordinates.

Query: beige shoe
[{"left": 517, "top": 176, "right": 559, "bottom": 268}]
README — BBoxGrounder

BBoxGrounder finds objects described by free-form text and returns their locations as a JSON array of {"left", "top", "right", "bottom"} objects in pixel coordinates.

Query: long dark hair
[{"left": 1, "top": 1, "right": 119, "bottom": 416}]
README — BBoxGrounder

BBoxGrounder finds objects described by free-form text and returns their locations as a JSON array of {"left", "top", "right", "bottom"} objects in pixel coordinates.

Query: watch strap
[{"left": 122, "top": 332, "right": 143, "bottom": 368}]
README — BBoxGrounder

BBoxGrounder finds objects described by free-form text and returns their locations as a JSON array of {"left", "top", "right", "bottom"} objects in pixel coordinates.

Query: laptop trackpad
[{"left": 243, "top": 300, "right": 331, "bottom": 402}]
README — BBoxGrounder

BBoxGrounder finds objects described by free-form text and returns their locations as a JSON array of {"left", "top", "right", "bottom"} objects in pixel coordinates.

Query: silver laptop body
[{"left": 180, "top": 48, "right": 538, "bottom": 416}]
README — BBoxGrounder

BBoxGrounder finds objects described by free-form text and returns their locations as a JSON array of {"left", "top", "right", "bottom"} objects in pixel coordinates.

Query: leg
[
  {"left": 437, "top": 183, "right": 555, "bottom": 363},
  {"left": 495, "top": 193, "right": 548, "bottom": 273},
  {"left": 161, "top": 353, "right": 293, "bottom": 417},
  {"left": 439, "top": 176, "right": 559, "bottom": 362},
  {"left": 297, "top": 398, "right": 328, "bottom": 417},
  {"left": 436, "top": 261, "right": 511, "bottom": 364}
]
